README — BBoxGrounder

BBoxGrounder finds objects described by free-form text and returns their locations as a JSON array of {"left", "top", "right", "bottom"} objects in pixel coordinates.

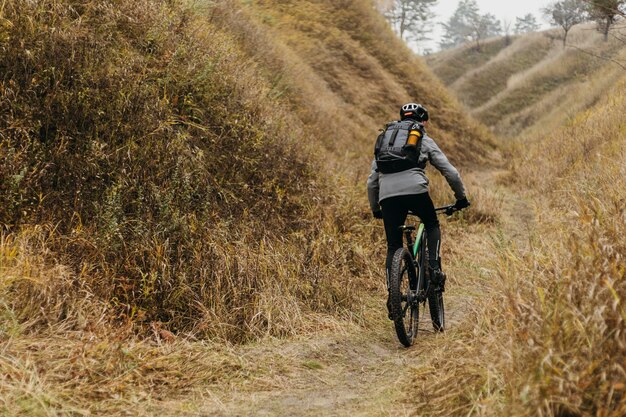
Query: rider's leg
[
  {"left": 380, "top": 195, "right": 410, "bottom": 278},
  {"left": 411, "top": 193, "right": 446, "bottom": 290},
  {"left": 410, "top": 192, "right": 441, "bottom": 270},
  {"left": 380, "top": 196, "right": 410, "bottom": 319}
]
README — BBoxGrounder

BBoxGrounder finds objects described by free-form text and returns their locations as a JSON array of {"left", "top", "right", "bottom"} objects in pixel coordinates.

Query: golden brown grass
[
  {"left": 403, "top": 76, "right": 626, "bottom": 417},
  {"left": 474, "top": 31, "right": 626, "bottom": 136},
  {"left": 239, "top": 0, "right": 497, "bottom": 168},
  {"left": 452, "top": 33, "right": 553, "bottom": 108},
  {"left": 0, "top": 0, "right": 498, "bottom": 413},
  {"left": 9, "top": 0, "right": 624, "bottom": 415},
  {"left": 0, "top": 0, "right": 494, "bottom": 340},
  {"left": 499, "top": 77, "right": 626, "bottom": 415},
  {"left": 426, "top": 37, "right": 511, "bottom": 86},
  {"left": 0, "top": 0, "right": 334, "bottom": 339},
  {"left": 429, "top": 24, "right": 626, "bottom": 138}
]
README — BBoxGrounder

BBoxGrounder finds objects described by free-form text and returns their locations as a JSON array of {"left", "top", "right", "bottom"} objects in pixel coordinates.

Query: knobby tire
[
  {"left": 423, "top": 231, "right": 445, "bottom": 332},
  {"left": 428, "top": 289, "right": 445, "bottom": 332},
  {"left": 389, "top": 248, "right": 418, "bottom": 347}
]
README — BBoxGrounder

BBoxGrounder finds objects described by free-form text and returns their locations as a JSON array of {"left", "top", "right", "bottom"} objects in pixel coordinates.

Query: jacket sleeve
[
  {"left": 427, "top": 138, "right": 466, "bottom": 200},
  {"left": 367, "top": 160, "right": 381, "bottom": 212}
]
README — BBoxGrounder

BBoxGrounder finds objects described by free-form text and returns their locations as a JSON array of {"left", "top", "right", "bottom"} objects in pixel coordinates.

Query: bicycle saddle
[{"left": 398, "top": 225, "right": 416, "bottom": 232}]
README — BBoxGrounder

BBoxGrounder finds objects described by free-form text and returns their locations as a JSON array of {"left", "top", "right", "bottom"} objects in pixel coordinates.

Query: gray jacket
[{"left": 367, "top": 135, "right": 466, "bottom": 212}]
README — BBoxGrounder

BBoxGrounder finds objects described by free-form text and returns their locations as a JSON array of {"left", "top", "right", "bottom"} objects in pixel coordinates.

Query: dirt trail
[
  {"left": 157, "top": 169, "right": 533, "bottom": 417},
  {"left": 157, "top": 301, "right": 470, "bottom": 417}
]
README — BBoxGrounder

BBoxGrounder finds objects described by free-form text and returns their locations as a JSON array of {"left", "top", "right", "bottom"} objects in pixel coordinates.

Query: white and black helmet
[{"left": 400, "top": 103, "right": 429, "bottom": 122}]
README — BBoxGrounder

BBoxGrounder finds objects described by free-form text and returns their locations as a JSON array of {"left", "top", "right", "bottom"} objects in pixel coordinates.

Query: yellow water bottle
[{"left": 406, "top": 129, "right": 422, "bottom": 148}]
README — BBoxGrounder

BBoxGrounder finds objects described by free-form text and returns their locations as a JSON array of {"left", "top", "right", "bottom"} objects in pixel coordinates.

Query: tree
[
  {"left": 583, "top": 0, "right": 626, "bottom": 41},
  {"left": 502, "top": 19, "right": 514, "bottom": 46},
  {"left": 515, "top": 13, "right": 541, "bottom": 34},
  {"left": 384, "top": 0, "right": 438, "bottom": 45},
  {"left": 439, "top": 0, "right": 502, "bottom": 51},
  {"left": 479, "top": 13, "right": 503, "bottom": 38},
  {"left": 543, "top": 0, "right": 588, "bottom": 46},
  {"left": 439, "top": 0, "right": 478, "bottom": 50},
  {"left": 470, "top": 13, "right": 502, "bottom": 50}
]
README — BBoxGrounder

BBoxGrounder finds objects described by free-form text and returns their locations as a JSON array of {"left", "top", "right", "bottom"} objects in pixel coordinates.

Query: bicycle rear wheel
[{"left": 389, "top": 248, "right": 418, "bottom": 347}]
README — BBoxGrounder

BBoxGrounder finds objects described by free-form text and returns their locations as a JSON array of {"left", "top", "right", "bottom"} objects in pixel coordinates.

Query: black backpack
[{"left": 374, "top": 120, "right": 424, "bottom": 174}]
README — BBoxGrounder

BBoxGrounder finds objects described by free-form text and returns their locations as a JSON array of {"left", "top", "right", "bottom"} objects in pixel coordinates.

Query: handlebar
[
  {"left": 409, "top": 204, "right": 461, "bottom": 217},
  {"left": 435, "top": 204, "right": 458, "bottom": 216}
]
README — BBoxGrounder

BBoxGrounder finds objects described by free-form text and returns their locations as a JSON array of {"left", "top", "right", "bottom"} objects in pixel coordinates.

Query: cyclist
[{"left": 367, "top": 103, "right": 469, "bottom": 318}]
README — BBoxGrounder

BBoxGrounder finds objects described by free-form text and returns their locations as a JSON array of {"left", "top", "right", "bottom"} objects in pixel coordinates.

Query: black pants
[{"left": 380, "top": 193, "right": 441, "bottom": 280}]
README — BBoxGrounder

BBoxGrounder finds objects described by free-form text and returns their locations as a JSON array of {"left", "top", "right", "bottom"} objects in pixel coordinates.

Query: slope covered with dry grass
[
  {"left": 427, "top": 24, "right": 626, "bottom": 137},
  {"left": 3, "top": 1, "right": 624, "bottom": 416},
  {"left": 477, "top": 74, "right": 626, "bottom": 416},
  {"left": 0, "top": 0, "right": 496, "bottom": 414},
  {"left": 496, "top": 74, "right": 626, "bottom": 417},
  {"left": 426, "top": 37, "right": 511, "bottom": 86},
  {"left": 0, "top": 0, "right": 493, "bottom": 340},
  {"left": 408, "top": 45, "right": 626, "bottom": 416}
]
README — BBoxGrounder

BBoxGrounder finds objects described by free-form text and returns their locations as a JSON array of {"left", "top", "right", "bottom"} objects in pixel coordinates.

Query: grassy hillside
[
  {"left": 0, "top": 0, "right": 493, "bottom": 341},
  {"left": 452, "top": 33, "right": 553, "bottom": 108},
  {"left": 498, "top": 75, "right": 626, "bottom": 415},
  {"left": 0, "top": 1, "right": 498, "bottom": 412},
  {"left": 401, "top": 75, "right": 626, "bottom": 417},
  {"left": 427, "top": 25, "right": 626, "bottom": 137},
  {"left": 3, "top": 1, "right": 625, "bottom": 416},
  {"left": 236, "top": 0, "right": 496, "bottom": 166},
  {"left": 426, "top": 37, "right": 511, "bottom": 86},
  {"left": 1, "top": 0, "right": 332, "bottom": 343},
  {"left": 420, "top": 22, "right": 626, "bottom": 416}
]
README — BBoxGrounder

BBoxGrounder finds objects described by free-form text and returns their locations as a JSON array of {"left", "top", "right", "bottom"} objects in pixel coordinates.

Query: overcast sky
[{"left": 422, "top": 0, "right": 552, "bottom": 52}]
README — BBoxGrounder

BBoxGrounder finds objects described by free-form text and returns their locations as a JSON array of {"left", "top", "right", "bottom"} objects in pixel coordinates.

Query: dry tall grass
[
  {"left": 0, "top": 0, "right": 355, "bottom": 341},
  {"left": 428, "top": 24, "right": 626, "bottom": 138},
  {"left": 426, "top": 37, "right": 511, "bottom": 86},
  {"left": 475, "top": 29, "right": 626, "bottom": 136},
  {"left": 0, "top": 0, "right": 494, "bottom": 342},
  {"left": 0, "top": 0, "right": 499, "bottom": 413},
  {"left": 499, "top": 76, "right": 626, "bottom": 415},
  {"left": 452, "top": 33, "right": 553, "bottom": 108},
  {"left": 406, "top": 76, "right": 626, "bottom": 417}
]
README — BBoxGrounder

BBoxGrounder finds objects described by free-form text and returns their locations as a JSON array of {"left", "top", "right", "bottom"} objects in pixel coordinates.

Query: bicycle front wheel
[
  {"left": 423, "top": 232, "right": 445, "bottom": 332},
  {"left": 389, "top": 248, "right": 418, "bottom": 347},
  {"left": 428, "top": 288, "right": 445, "bottom": 332}
]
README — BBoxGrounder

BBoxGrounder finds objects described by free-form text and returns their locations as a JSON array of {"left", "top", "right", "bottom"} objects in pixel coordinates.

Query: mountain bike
[{"left": 388, "top": 204, "right": 461, "bottom": 347}]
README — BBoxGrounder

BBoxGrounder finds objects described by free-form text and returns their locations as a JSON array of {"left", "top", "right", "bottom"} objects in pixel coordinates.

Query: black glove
[
  {"left": 372, "top": 210, "right": 383, "bottom": 219},
  {"left": 454, "top": 197, "right": 470, "bottom": 210}
]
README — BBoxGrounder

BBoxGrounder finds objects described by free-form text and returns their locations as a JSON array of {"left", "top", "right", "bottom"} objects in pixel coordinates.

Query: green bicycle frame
[{"left": 413, "top": 223, "right": 425, "bottom": 257}]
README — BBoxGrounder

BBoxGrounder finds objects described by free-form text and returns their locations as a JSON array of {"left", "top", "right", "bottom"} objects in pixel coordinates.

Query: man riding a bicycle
[{"left": 367, "top": 103, "right": 469, "bottom": 320}]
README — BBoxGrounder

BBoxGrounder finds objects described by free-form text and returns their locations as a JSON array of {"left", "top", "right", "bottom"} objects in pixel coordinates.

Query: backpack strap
[
  {"left": 374, "top": 130, "right": 385, "bottom": 156},
  {"left": 388, "top": 126, "right": 401, "bottom": 147},
  {"left": 374, "top": 122, "right": 395, "bottom": 155}
]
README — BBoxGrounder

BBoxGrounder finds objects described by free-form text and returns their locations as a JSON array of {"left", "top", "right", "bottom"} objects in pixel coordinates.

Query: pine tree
[
  {"left": 384, "top": 0, "right": 438, "bottom": 45},
  {"left": 440, "top": 0, "right": 501, "bottom": 51},
  {"left": 543, "top": 0, "right": 588, "bottom": 46},
  {"left": 514, "top": 14, "right": 541, "bottom": 34},
  {"left": 503, "top": 19, "right": 514, "bottom": 46}
]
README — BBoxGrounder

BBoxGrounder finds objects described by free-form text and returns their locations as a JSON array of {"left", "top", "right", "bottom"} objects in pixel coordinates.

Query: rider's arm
[
  {"left": 425, "top": 137, "right": 466, "bottom": 200},
  {"left": 367, "top": 160, "right": 381, "bottom": 213}
]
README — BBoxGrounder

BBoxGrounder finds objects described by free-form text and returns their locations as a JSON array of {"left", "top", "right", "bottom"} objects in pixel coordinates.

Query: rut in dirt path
[
  {"left": 200, "top": 320, "right": 410, "bottom": 417},
  {"left": 162, "top": 301, "right": 467, "bottom": 417},
  {"left": 154, "top": 274, "right": 476, "bottom": 417}
]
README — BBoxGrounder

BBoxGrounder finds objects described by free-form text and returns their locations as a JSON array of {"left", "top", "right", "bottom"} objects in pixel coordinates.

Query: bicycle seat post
[{"left": 399, "top": 225, "right": 415, "bottom": 253}]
